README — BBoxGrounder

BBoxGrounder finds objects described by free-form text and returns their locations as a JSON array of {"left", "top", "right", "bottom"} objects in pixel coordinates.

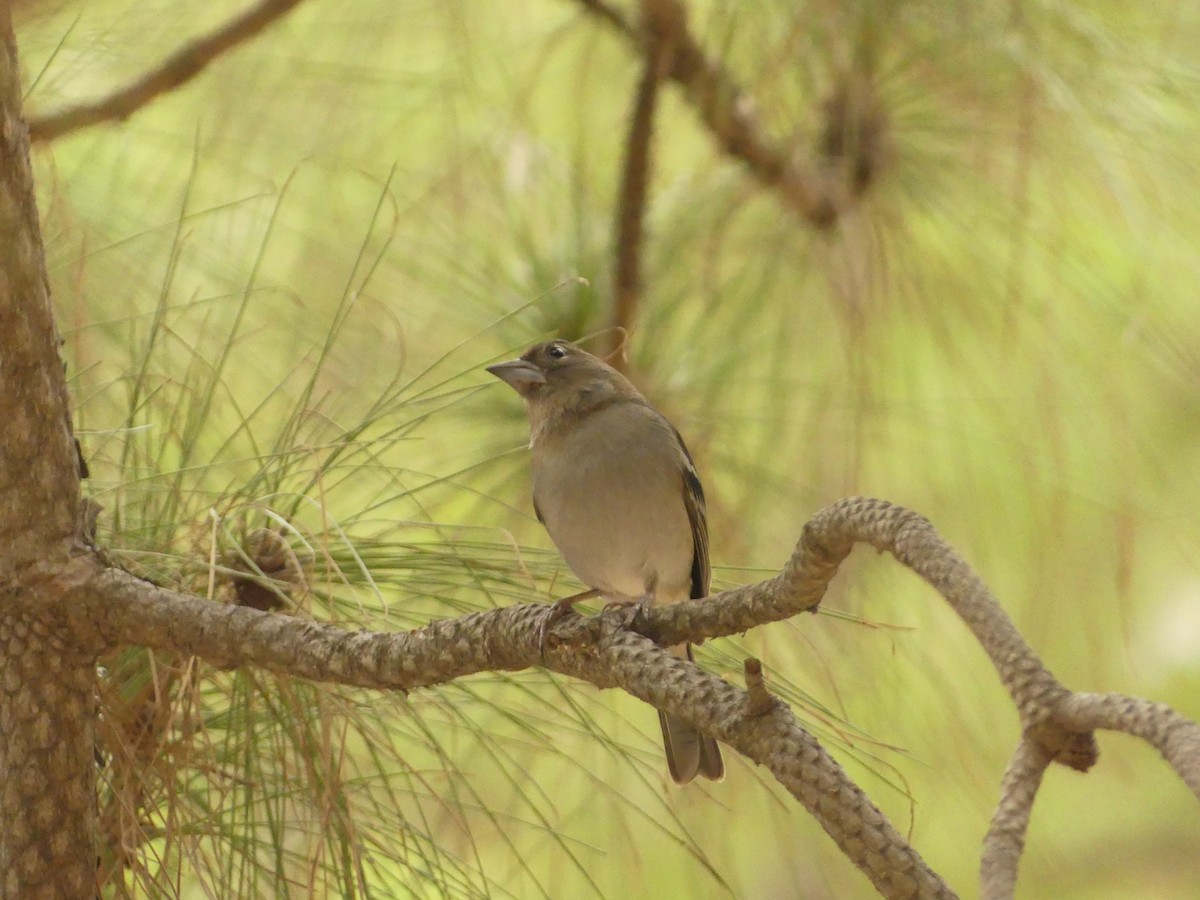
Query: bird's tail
[{"left": 659, "top": 644, "right": 724, "bottom": 784}]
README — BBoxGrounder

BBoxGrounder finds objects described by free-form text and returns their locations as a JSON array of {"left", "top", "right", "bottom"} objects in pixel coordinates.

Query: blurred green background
[{"left": 17, "top": 0, "right": 1200, "bottom": 896}]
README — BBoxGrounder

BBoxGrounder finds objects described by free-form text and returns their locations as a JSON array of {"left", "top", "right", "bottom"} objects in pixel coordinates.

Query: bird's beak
[{"left": 486, "top": 358, "right": 546, "bottom": 394}]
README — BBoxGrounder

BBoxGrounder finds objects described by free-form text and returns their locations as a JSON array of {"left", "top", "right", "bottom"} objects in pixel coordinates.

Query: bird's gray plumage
[{"left": 488, "top": 340, "right": 724, "bottom": 784}]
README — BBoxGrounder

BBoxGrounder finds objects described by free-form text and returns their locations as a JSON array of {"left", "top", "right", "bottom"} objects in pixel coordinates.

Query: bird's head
[{"left": 487, "top": 340, "right": 641, "bottom": 426}]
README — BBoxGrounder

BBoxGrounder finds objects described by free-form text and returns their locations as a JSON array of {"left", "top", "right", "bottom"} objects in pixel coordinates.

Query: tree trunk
[{"left": 0, "top": 6, "right": 98, "bottom": 895}]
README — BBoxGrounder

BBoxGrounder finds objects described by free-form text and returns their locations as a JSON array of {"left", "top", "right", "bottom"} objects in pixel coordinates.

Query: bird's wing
[{"left": 676, "top": 429, "right": 711, "bottom": 600}]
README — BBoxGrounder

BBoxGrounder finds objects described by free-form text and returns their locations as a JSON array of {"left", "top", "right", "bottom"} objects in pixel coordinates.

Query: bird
[{"left": 487, "top": 339, "right": 724, "bottom": 784}]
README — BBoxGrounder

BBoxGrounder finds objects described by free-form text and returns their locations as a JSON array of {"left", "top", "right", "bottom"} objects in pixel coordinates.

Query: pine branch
[{"left": 64, "top": 497, "right": 1200, "bottom": 898}]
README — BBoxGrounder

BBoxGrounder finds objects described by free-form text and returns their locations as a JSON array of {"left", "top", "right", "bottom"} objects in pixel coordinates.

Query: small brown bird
[{"left": 487, "top": 339, "right": 724, "bottom": 784}]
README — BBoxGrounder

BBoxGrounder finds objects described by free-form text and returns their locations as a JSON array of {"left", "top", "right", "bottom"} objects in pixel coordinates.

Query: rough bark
[
  {"left": 0, "top": 8, "right": 80, "bottom": 563},
  {"left": 0, "top": 8, "right": 98, "bottom": 896}
]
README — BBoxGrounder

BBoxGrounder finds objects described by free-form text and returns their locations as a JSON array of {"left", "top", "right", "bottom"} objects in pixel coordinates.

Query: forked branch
[{"left": 64, "top": 496, "right": 1200, "bottom": 899}]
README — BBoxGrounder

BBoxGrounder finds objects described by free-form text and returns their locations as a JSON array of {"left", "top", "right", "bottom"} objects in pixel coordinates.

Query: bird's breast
[{"left": 531, "top": 405, "right": 693, "bottom": 603}]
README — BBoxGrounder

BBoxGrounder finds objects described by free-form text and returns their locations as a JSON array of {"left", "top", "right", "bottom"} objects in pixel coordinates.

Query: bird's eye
[{"left": 547, "top": 344, "right": 567, "bottom": 359}]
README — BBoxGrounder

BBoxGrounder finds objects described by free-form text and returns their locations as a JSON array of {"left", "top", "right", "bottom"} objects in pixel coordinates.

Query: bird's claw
[{"left": 601, "top": 595, "right": 651, "bottom": 629}]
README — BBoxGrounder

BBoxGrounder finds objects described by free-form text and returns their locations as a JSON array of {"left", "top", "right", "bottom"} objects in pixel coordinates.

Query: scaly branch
[
  {"left": 71, "top": 553, "right": 952, "bottom": 899},
  {"left": 60, "top": 497, "right": 1200, "bottom": 899}
]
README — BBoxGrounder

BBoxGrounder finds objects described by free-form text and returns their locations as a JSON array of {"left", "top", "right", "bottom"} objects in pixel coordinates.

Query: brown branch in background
[
  {"left": 607, "top": 0, "right": 686, "bottom": 363},
  {"left": 607, "top": 0, "right": 682, "bottom": 365},
  {"left": 576, "top": 0, "right": 850, "bottom": 227},
  {"left": 819, "top": 73, "right": 889, "bottom": 196},
  {"left": 27, "top": 0, "right": 308, "bottom": 143}
]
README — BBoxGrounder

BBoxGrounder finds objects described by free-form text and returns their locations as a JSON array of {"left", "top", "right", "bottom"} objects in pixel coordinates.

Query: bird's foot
[{"left": 601, "top": 594, "right": 651, "bottom": 629}]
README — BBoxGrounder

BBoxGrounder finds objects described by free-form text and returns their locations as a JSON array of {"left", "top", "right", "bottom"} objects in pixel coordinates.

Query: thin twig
[
  {"left": 608, "top": 0, "right": 682, "bottom": 363},
  {"left": 28, "top": 0, "right": 308, "bottom": 142}
]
